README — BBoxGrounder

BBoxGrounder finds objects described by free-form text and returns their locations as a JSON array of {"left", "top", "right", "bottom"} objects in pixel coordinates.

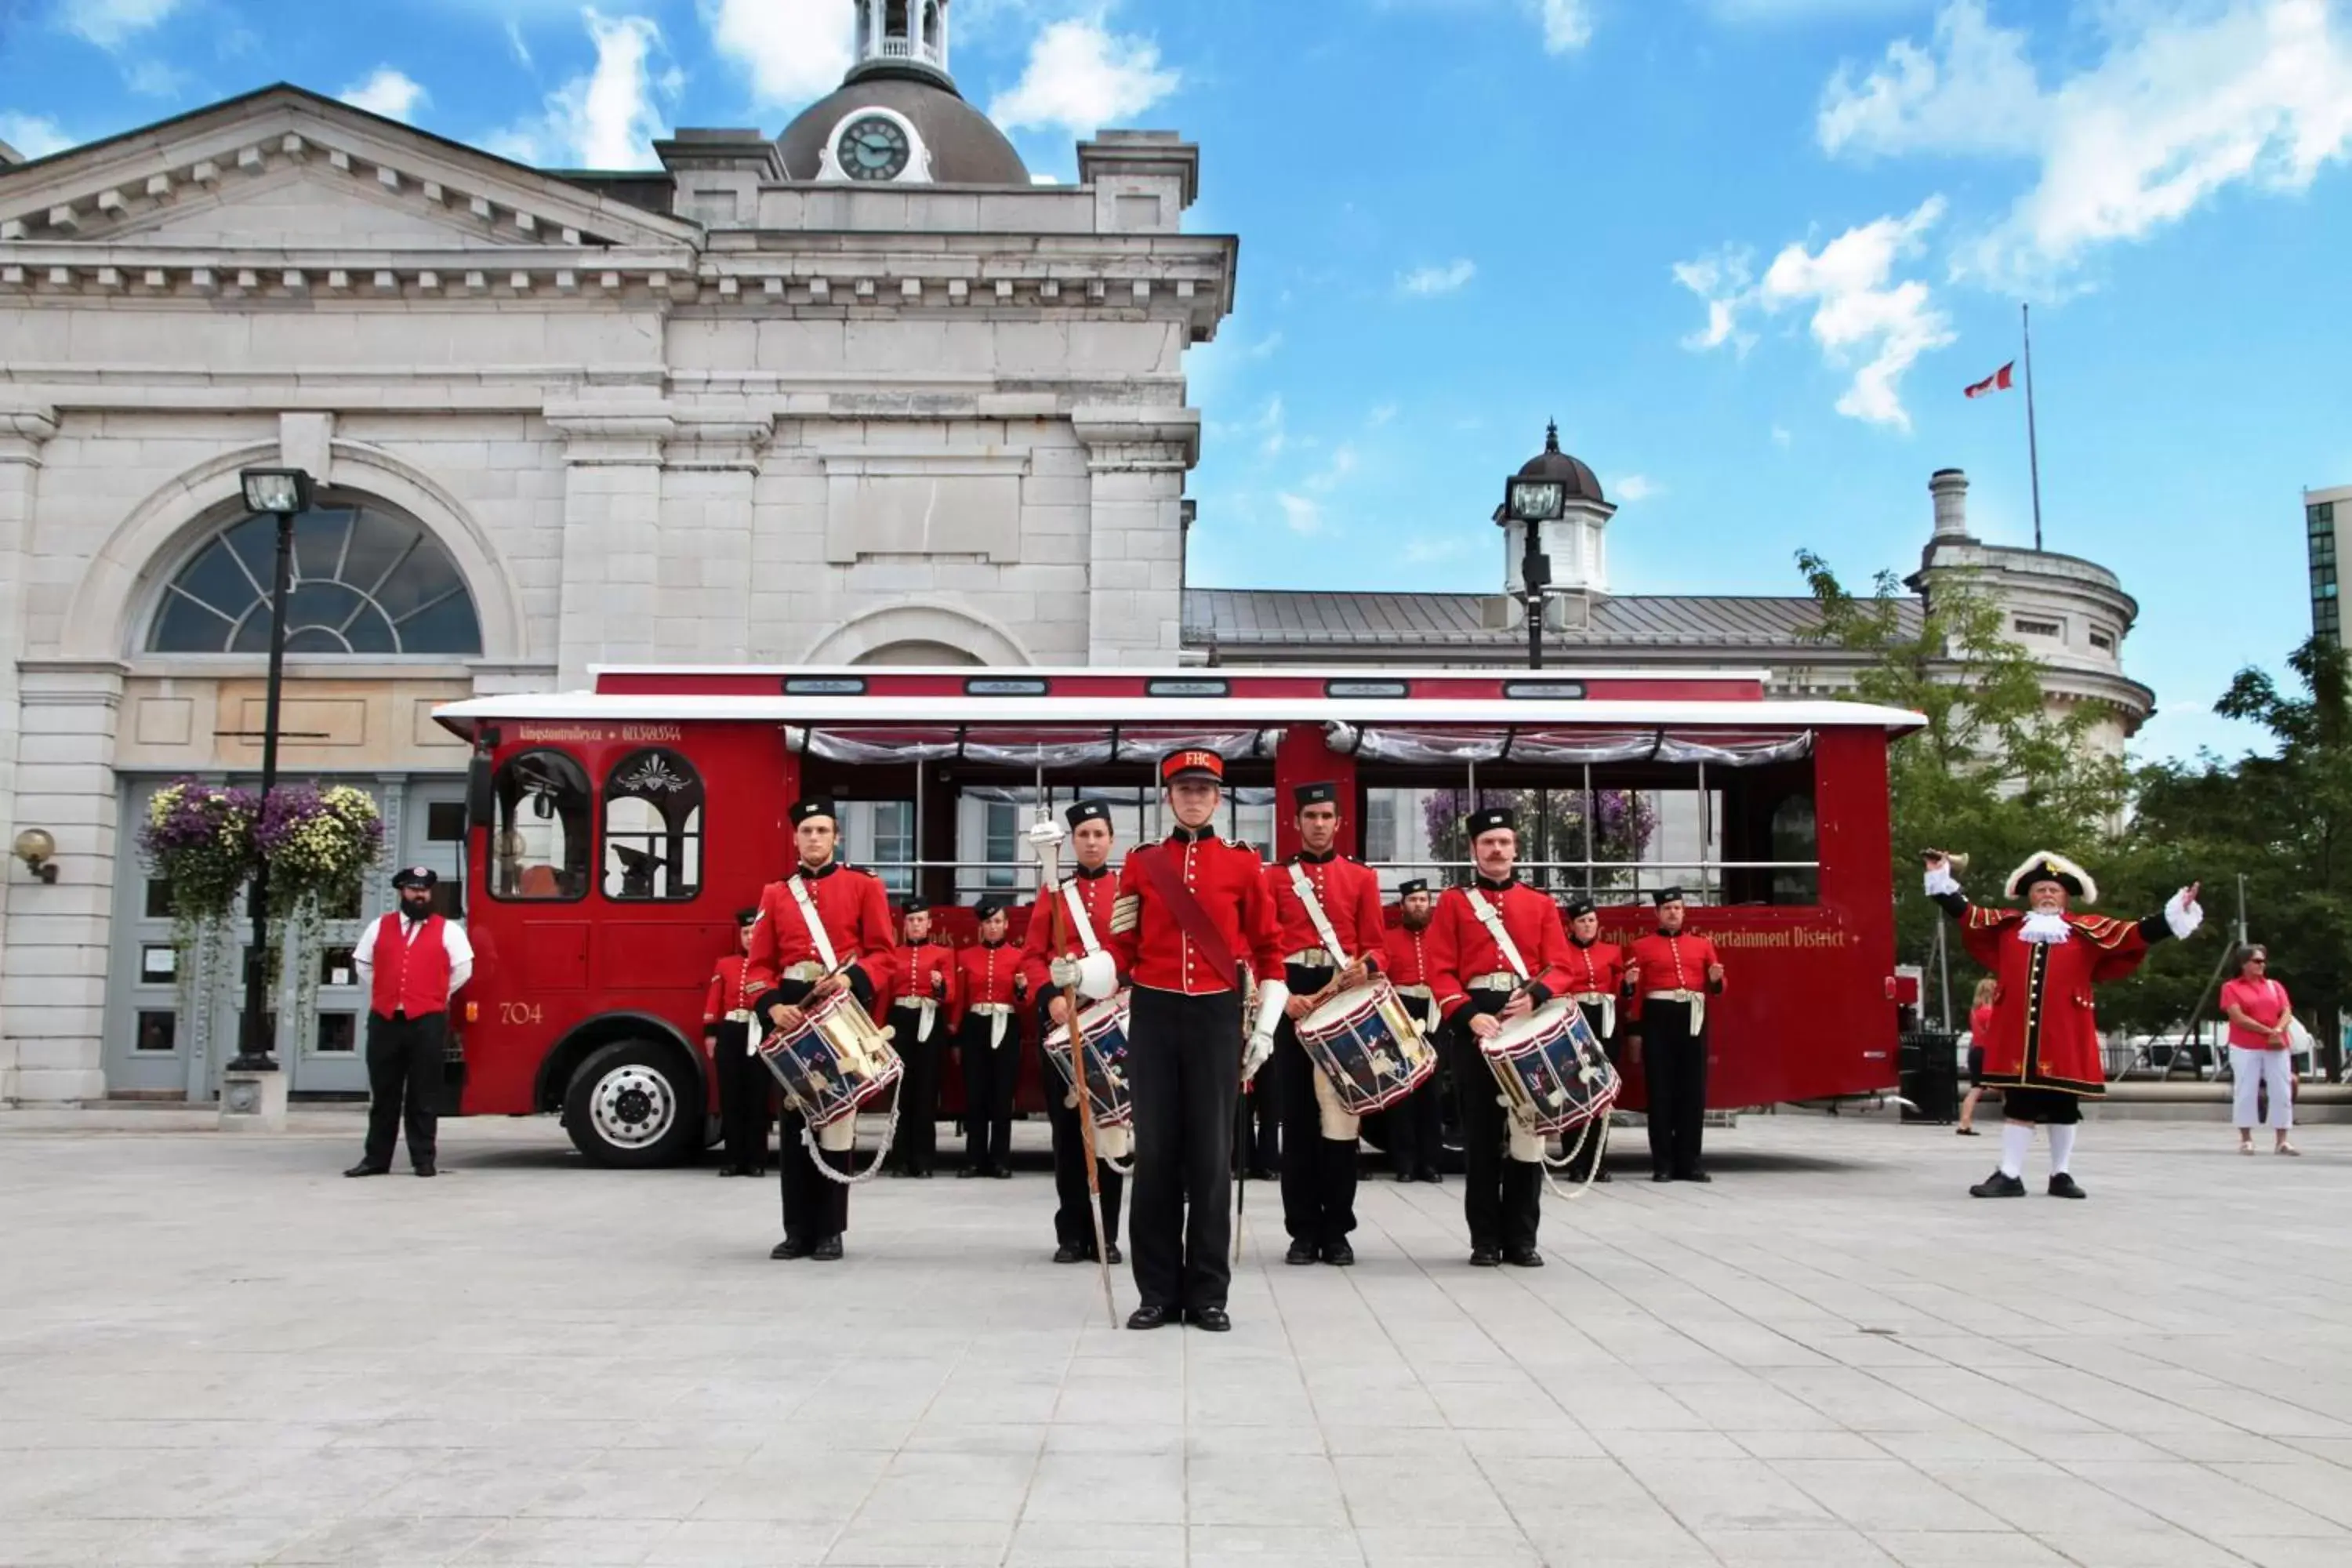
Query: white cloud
[
  {"left": 0, "top": 113, "right": 74, "bottom": 161},
  {"left": 124, "top": 58, "right": 192, "bottom": 97},
  {"left": 340, "top": 68, "right": 430, "bottom": 123},
  {"left": 1670, "top": 248, "right": 1756, "bottom": 352},
  {"left": 1399, "top": 258, "right": 1477, "bottom": 296},
  {"left": 65, "top": 0, "right": 180, "bottom": 49},
  {"left": 1255, "top": 396, "right": 1287, "bottom": 459},
  {"left": 1611, "top": 474, "right": 1661, "bottom": 502},
  {"left": 989, "top": 16, "right": 1181, "bottom": 136},
  {"left": 1820, "top": 0, "right": 2352, "bottom": 289},
  {"left": 1278, "top": 493, "right": 1325, "bottom": 535},
  {"left": 1675, "top": 197, "right": 1955, "bottom": 430},
  {"left": 486, "top": 9, "right": 676, "bottom": 170},
  {"left": 507, "top": 20, "right": 535, "bottom": 70},
  {"left": 1246, "top": 331, "right": 1284, "bottom": 361},
  {"left": 1305, "top": 443, "right": 1359, "bottom": 494},
  {"left": 1534, "top": 0, "right": 1595, "bottom": 51},
  {"left": 705, "top": 0, "right": 854, "bottom": 108}
]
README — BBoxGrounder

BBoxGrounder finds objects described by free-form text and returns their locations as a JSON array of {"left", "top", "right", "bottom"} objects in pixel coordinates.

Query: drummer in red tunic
[
  {"left": 1926, "top": 850, "right": 2202, "bottom": 1199},
  {"left": 1625, "top": 888, "right": 1726, "bottom": 1184},
  {"left": 1428, "top": 805, "right": 1572, "bottom": 1269},
  {"left": 1559, "top": 898, "right": 1624, "bottom": 1184},
  {"left": 1265, "top": 782, "right": 1389, "bottom": 1269},
  {"left": 1022, "top": 799, "right": 1128, "bottom": 1266},
  {"left": 701, "top": 906, "right": 768, "bottom": 1178},
  {"left": 1381, "top": 880, "right": 1444, "bottom": 1185},
  {"left": 747, "top": 798, "right": 896, "bottom": 1261}
]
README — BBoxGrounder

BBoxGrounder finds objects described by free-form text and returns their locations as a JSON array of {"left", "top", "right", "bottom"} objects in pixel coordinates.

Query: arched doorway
[{"left": 852, "top": 640, "right": 982, "bottom": 666}]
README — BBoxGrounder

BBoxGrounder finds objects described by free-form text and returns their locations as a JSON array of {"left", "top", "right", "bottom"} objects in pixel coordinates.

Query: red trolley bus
[{"left": 432, "top": 666, "right": 1922, "bottom": 1167}]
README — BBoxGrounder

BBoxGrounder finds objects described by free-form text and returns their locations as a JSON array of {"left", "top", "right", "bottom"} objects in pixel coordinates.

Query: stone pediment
[{"left": 0, "top": 83, "right": 702, "bottom": 257}]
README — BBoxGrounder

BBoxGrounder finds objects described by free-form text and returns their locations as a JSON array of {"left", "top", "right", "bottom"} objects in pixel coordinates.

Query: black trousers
[
  {"left": 1126, "top": 985, "right": 1242, "bottom": 1311},
  {"left": 1385, "top": 996, "right": 1443, "bottom": 1176},
  {"left": 711, "top": 1020, "right": 769, "bottom": 1171},
  {"left": 1241, "top": 1034, "right": 1281, "bottom": 1174},
  {"left": 1642, "top": 999, "right": 1709, "bottom": 1178},
  {"left": 1565, "top": 1003, "right": 1617, "bottom": 1180},
  {"left": 755, "top": 979, "right": 850, "bottom": 1245},
  {"left": 1444, "top": 999, "right": 1540, "bottom": 1253},
  {"left": 887, "top": 1003, "right": 943, "bottom": 1174},
  {"left": 363, "top": 1010, "right": 444, "bottom": 1169},
  {"left": 960, "top": 1013, "right": 1018, "bottom": 1171},
  {"left": 1041, "top": 1007, "right": 1126, "bottom": 1251},
  {"left": 1276, "top": 962, "right": 1356, "bottom": 1246}
]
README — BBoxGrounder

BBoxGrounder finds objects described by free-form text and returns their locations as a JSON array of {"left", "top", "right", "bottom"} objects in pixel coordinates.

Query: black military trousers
[
  {"left": 1642, "top": 999, "right": 1710, "bottom": 1178},
  {"left": 755, "top": 979, "right": 850, "bottom": 1245},
  {"left": 1126, "top": 985, "right": 1242, "bottom": 1312},
  {"left": 887, "top": 1003, "right": 942, "bottom": 1174},
  {"left": 1564, "top": 1002, "right": 1617, "bottom": 1180},
  {"left": 1276, "top": 961, "right": 1357, "bottom": 1247},
  {"left": 1240, "top": 1036, "right": 1281, "bottom": 1174},
  {"left": 363, "top": 1010, "right": 445, "bottom": 1170},
  {"left": 960, "top": 1014, "right": 1018, "bottom": 1172},
  {"left": 711, "top": 1019, "right": 769, "bottom": 1171},
  {"left": 1444, "top": 997, "right": 1541, "bottom": 1253},
  {"left": 1040, "top": 1010, "right": 1126, "bottom": 1252},
  {"left": 1384, "top": 997, "right": 1443, "bottom": 1177}
]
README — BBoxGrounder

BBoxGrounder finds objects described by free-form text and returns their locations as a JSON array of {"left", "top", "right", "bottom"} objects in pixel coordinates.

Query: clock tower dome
[{"left": 778, "top": 0, "right": 1032, "bottom": 186}]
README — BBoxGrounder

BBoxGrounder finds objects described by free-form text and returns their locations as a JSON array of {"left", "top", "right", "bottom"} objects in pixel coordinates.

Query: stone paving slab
[{"left": 1, "top": 1115, "right": 2347, "bottom": 1566}]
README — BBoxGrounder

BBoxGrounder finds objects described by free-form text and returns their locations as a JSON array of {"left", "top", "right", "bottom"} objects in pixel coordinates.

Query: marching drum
[
  {"left": 1041, "top": 992, "right": 1134, "bottom": 1127},
  {"left": 1480, "top": 998, "right": 1618, "bottom": 1135},
  {"left": 1295, "top": 977, "right": 1437, "bottom": 1116},
  {"left": 757, "top": 989, "right": 903, "bottom": 1128}
]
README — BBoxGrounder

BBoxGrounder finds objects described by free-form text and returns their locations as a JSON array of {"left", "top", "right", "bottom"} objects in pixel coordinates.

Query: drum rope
[
  {"left": 1534, "top": 1102, "right": 1617, "bottom": 1202},
  {"left": 800, "top": 1098, "right": 903, "bottom": 1187}
]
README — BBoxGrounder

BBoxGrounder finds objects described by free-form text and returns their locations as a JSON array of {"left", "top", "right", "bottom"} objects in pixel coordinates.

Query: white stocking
[
  {"left": 2000, "top": 1122, "right": 2033, "bottom": 1179},
  {"left": 2046, "top": 1123, "right": 2076, "bottom": 1176}
]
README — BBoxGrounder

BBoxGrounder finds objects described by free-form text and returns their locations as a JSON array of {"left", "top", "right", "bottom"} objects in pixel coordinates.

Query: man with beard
[
  {"left": 346, "top": 866, "right": 474, "bottom": 1178},
  {"left": 1381, "top": 879, "right": 1444, "bottom": 1184}
]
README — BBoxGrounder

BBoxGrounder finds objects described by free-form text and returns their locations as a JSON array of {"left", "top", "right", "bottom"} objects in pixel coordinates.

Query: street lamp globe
[{"left": 238, "top": 466, "right": 313, "bottom": 517}]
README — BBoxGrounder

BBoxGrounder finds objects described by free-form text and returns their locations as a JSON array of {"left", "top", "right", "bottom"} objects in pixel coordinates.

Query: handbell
[{"left": 1922, "top": 849, "right": 1970, "bottom": 873}]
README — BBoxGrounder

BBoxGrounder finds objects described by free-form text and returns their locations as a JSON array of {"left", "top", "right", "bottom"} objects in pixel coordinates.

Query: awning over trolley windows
[
  {"left": 783, "top": 726, "right": 1287, "bottom": 768},
  {"left": 1321, "top": 723, "right": 1812, "bottom": 768}
]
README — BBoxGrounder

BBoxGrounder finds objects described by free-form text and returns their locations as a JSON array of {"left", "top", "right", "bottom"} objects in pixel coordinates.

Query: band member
[
  {"left": 702, "top": 907, "right": 768, "bottom": 1178},
  {"left": 954, "top": 899, "right": 1025, "bottom": 1178},
  {"left": 1560, "top": 898, "right": 1623, "bottom": 1184},
  {"left": 1381, "top": 880, "right": 1444, "bottom": 1185},
  {"left": 1076, "top": 748, "right": 1284, "bottom": 1331},
  {"left": 1625, "top": 888, "right": 1726, "bottom": 1183},
  {"left": 1428, "top": 810, "right": 1570, "bottom": 1267},
  {"left": 346, "top": 866, "right": 473, "bottom": 1179},
  {"left": 1926, "top": 851, "right": 2201, "bottom": 1199},
  {"left": 882, "top": 904, "right": 956, "bottom": 1178},
  {"left": 1267, "top": 782, "right": 1388, "bottom": 1267},
  {"left": 748, "top": 799, "right": 895, "bottom": 1261},
  {"left": 1023, "top": 800, "right": 1128, "bottom": 1265}
]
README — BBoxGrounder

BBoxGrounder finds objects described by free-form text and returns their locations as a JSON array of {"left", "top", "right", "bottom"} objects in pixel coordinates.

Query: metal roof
[{"left": 1180, "top": 589, "right": 1926, "bottom": 650}]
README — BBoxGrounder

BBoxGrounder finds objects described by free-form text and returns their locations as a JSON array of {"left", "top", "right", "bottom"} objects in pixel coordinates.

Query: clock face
[{"left": 837, "top": 115, "right": 912, "bottom": 182}]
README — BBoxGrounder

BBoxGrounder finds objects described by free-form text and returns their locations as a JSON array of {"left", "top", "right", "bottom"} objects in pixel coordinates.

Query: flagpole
[{"left": 2023, "top": 302, "right": 2044, "bottom": 552}]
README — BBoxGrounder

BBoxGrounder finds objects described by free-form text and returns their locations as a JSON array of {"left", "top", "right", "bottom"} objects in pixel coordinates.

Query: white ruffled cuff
[
  {"left": 1924, "top": 865, "right": 1960, "bottom": 898},
  {"left": 1074, "top": 950, "right": 1116, "bottom": 1000},
  {"left": 2165, "top": 888, "right": 2203, "bottom": 940},
  {"left": 1251, "top": 978, "right": 1289, "bottom": 1042}
]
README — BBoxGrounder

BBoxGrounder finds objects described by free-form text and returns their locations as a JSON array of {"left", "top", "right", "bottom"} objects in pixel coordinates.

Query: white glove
[
  {"left": 2164, "top": 887, "right": 2203, "bottom": 940},
  {"left": 1242, "top": 1030, "right": 1274, "bottom": 1084},
  {"left": 1025, "top": 819, "right": 1068, "bottom": 851},
  {"left": 1243, "top": 978, "right": 1288, "bottom": 1083},
  {"left": 1050, "top": 955, "right": 1082, "bottom": 990},
  {"left": 1924, "top": 863, "right": 1960, "bottom": 898},
  {"left": 1073, "top": 951, "right": 1115, "bottom": 1000}
]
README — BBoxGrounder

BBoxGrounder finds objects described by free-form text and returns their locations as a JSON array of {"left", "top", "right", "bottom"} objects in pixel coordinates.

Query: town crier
[
  {"left": 1265, "top": 782, "right": 1389, "bottom": 1269},
  {"left": 747, "top": 799, "right": 896, "bottom": 1260},
  {"left": 1926, "top": 851, "right": 2201, "bottom": 1200}
]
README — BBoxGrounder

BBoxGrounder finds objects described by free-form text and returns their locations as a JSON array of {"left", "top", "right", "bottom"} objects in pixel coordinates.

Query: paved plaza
[{"left": 2, "top": 1113, "right": 2350, "bottom": 1567}]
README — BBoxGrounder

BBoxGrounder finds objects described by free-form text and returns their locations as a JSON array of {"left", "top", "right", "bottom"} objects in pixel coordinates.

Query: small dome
[
  {"left": 1515, "top": 421, "right": 1605, "bottom": 504},
  {"left": 778, "top": 75, "right": 1029, "bottom": 185}
]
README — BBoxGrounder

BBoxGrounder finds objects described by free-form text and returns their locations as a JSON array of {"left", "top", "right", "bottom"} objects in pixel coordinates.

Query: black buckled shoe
[
  {"left": 1127, "top": 1304, "right": 1176, "bottom": 1330},
  {"left": 413, "top": 1161, "right": 437, "bottom": 1178},
  {"left": 1414, "top": 1168, "right": 1443, "bottom": 1185},
  {"left": 1469, "top": 1246, "right": 1503, "bottom": 1268},
  {"left": 1321, "top": 1240, "right": 1356, "bottom": 1267},
  {"left": 1678, "top": 1171, "right": 1711, "bottom": 1184},
  {"left": 771, "top": 1237, "right": 812, "bottom": 1260},
  {"left": 1504, "top": 1247, "right": 1544, "bottom": 1269},
  {"left": 343, "top": 1163, "right": 389, "bottom": 1178},
  {"left": 2047, "top": 1174, "right": 2088, "bottom": 1200},
  {"left": 1053, "top": 1243, "right": 1084, "bottom": 1265},
  {"left": 1592, "top": 1168, "right": 1612, "bottom": 1184},
  {"left": 1185, "top": 1306, "right": 1232, "bottom": 1333},
  {"left": 1285, "top": 1239, "right": 1319, "bottom": 1266},
  {"left": 957, "top": 1165, "right": 982, "bottom": 1178},
  {"left": 1652, "top": 1171, "right": 1673, "bottom": 1182},
  {"left": 1969, "top": 1171, "right": 2027, "bottom": 1199},
  {"left": 811, "top": 1236, "right": 844, "bottom": 1261},
  {"left": 991, "top": 1167, "right": 1013, "bottom": 1180}
]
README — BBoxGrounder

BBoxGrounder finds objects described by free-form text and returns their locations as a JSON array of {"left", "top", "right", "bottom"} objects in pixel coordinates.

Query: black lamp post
[
  {"left": 228, "top": 465, "right": 312, "bottom": 1073},
  {"left": 1502, "top": 437, "right": 1567, "bottom": 671}
]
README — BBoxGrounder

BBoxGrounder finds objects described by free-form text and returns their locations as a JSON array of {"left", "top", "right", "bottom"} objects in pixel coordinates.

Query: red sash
[{"left": 1135, "top": 848, "right": 1240, "bottom": 989}]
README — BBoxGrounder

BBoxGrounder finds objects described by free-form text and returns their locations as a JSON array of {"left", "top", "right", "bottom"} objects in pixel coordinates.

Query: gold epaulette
[{"left": 1109, "top": 895, "right": 1141, "bottom": 935}]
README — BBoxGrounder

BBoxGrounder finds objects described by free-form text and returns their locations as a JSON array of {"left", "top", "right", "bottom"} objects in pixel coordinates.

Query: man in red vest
[
  {"left": 346, "top": 866, "right": 473, "bottom": 1178},
  {"left": 702, "top": 908, "right": 768, "bottom": 1178},
  {"left": 1381, "top": 879, "right": 1444, "bottom": 1185}
]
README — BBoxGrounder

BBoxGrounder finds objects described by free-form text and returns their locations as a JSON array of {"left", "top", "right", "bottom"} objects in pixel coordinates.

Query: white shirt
[{"left": 351, "top": 909, "right": 476, "bottom": 999}]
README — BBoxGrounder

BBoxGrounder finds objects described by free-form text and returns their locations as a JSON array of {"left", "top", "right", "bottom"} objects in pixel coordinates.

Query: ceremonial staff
[{"left": 1033, "top": 818, "right": 1120, "bottom": 1329}]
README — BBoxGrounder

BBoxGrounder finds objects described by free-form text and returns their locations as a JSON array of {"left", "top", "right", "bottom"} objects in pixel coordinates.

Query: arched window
[
  {"left": 147, "top": 497, "right": 482, "bottom": 657},
  {"left": 924, "top": 1, "right": 940, "bottom": 48},
  {"left": 603, "top": 750, "right": 704, "bottom": 902},
  {"left": 491, "top": 750, "right": 592, "bottom": 902}
]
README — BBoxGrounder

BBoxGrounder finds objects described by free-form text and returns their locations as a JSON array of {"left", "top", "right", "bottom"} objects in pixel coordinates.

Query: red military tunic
[
  {"left": 1427, "top": 879, "right": 1573, "bottom": 1022},
  {"left": 953, "top": 940, "right": 1025, "bottom": 1024},
  {"left": 745, "top": 860, "right": 895, "bottom": 1002},
  {"left": 1382, "top": 920, "right": 1434, "bottom": 991},
  {"left": 1018, "top": 864, "right": 1121, "bottom": 998},
  {"left": 1265, "top": 849, "right": 1388, "bottom": 973},
  {"left": 1625, "top": 931, "right": 1725, "bottom": 1025},
  {"left": 1561, "top": 938, "right": 1624, "bottom": 1006},
  {"left": 702, "top": 953, "right": 757, "bottom": 1038},
  {"left": 1951, "top": 906, "right": 2155, "bottom": 1097},
  {"left": 881, "top": 939, "right": 956, "bottom": 1034},
  {"left": 1106, "top": 826, "right": 1283, "bottom": 996}
]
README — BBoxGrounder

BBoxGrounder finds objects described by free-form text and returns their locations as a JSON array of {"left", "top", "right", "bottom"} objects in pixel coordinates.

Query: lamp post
[
  {"left": 228, "top": 466, "right": 312, "bottom": 1073},
  {"left": 1503, "top": 450, "right": 1566, "bottom": 672}
]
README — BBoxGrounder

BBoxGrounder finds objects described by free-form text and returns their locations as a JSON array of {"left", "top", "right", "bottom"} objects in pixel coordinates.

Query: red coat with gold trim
[{"left": 1947, "top": 905, "right": 2162, "bottom": 1097}]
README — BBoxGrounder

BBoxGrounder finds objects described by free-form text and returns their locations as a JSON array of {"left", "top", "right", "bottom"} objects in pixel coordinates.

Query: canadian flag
[{"left": 1965, "top": 362, "right": 2016, "bottom": 398}]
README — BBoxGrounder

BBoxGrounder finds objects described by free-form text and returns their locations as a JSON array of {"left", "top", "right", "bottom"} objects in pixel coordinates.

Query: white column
[
  {"left": 655, "top": 420, "right": 769, "bottom": 661},
  {"left": 0, "top": 408, "right": 57, "bottom": 1102},
  {"left": 547, "top": 398, "right": 674, "bottom": 689},
  {"left": 1072, "top": 408, "right": 1198, "bottom": 663}
]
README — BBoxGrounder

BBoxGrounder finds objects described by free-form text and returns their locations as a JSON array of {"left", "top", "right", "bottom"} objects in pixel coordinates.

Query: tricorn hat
[{"left": 2005, "top": 851, "right": 2096, "bottom": 905}]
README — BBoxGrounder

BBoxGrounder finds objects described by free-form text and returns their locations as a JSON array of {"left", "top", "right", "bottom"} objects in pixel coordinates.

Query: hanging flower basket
[
  {"left": 257, "top": 783, "right": 386, "bottom": 917},
  {"left": 139, "top": 779, "right": 261, "bottom": 933}
]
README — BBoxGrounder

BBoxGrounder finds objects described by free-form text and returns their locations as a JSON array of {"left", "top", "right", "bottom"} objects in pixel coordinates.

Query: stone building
[{"left": 0, "top": 2, "right": 2149, "bottom": 1105}]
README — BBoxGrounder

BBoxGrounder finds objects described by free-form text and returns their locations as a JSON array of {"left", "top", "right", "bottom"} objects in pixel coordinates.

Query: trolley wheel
[{"left": 563, "top": 1040, "right": 701, "bottom": 1168}]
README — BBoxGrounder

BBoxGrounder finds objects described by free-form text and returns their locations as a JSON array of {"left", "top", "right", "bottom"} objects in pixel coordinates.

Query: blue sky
[{"left": 5, "top": 0, "right": 2350, "bottom": 763}]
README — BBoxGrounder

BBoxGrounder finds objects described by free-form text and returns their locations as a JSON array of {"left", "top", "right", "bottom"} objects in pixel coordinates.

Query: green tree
[{"left": 1794, "top": 551, "right": 2132, "bottom": 1019}]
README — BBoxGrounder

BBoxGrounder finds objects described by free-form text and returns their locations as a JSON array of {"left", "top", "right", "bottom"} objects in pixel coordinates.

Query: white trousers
[{"left": 2230, "top": 1045, "right": 2294, "bottom": 1131}]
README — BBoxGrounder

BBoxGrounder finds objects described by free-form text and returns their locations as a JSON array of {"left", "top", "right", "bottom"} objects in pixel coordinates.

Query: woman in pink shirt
[{"left": 2220, "top": 946, "right": 2298, "bottom": 1156}]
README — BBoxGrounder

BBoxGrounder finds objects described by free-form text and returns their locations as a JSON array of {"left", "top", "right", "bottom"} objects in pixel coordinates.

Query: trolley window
[
  {"left": 602, "top": 749, "right": 705, "bottom": 902},
  {"left": 489, "top": 750, "right": 592, "bottom": 902}
]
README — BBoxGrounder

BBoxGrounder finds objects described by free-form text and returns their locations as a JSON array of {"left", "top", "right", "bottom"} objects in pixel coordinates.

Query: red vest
[{"left": 370, "top": 913, "right": 452, "bottom": 1019}]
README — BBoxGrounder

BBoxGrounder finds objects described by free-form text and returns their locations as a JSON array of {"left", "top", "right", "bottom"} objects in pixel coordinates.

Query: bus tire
[{"left": 563, "top": 1040, "right": 700, "bottom": 1168}]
